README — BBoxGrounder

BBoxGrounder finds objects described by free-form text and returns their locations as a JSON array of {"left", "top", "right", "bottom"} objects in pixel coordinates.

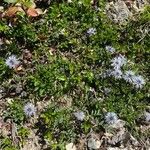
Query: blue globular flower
[
  {"left": 105, "top": 112, "right": 118, "bottom": 125},
  {"left": 145, "top": 112, "right": 150, "bottom": 122},
  {"left": 102, "top": 69, "right": 112, "bottom": 78},
  {"left": 105, "top": 46, "right": 115, "bottom": 53},
  {"left": 74, "top": 111, "right": 85, "bottom": 121},
  {"left": 111, "top": 69, "right": 123, "bottom": 79},
  {"left": 111, "top": 55, "right": 126, "bottom": 69},
  {"left": 132, "top": 75, "right": 145, "bottom": 89},
  {"left": 5, "top": 55, "right": 20, "bottom": 69},
  {"left": 87, "top": 28, "right": 96, "bottom": 36},
  {"left": 24, "top": 103, "right": 36, "bottom": 117},
  {"left": 123, "top": 70, "right": 135, "bottom": 83}
]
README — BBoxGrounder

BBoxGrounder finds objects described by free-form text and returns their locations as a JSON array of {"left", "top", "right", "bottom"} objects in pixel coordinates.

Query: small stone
[
  {"left": 0, "top": 6, "right": 4, "bottom": 12},
  {"left": 87, "top": 137, "right": 101, "bottom": 149},
  {"left": 66, "top": 143, "right": 76, "bottom": 150}
]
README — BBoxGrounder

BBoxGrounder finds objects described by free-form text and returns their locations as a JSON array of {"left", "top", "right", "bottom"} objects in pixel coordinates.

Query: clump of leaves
[
  {"left": 0, "top": 137, "right": 18, "bottom": 150},
  {"left": 3, "top": 100, "right": 24, "bottom": 124},
  {"left": 18, "top": 126, "right": 30, "bottom": 138},
  {"left": 0, "top": 58, "right": 10, "bottom": 82},
  {"left": 3, "top": 0, "right": 43, "bottom": 18},
  {"left": 39, "top": 105, "right": 75, "bottom": 149},
  {"left": 0, "top": 0, "right": 149, "bottom": 148},
  {"left": 4, "top": 0, "right": 35, "bottom": 8}
]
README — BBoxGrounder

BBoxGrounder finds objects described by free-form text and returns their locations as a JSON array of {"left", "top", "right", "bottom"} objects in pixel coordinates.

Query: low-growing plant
[
  {"left": 0, "top": 0, "right": 149, "bottom": 149},
  {"left": 39, "top": 105, "right": 76, "bottom": 149},
  {"left": 3, "top": 100, "right": 24, "bottom": 124},
  {"left": 0, "top": 137, "right": 18, "bottom": 150}
]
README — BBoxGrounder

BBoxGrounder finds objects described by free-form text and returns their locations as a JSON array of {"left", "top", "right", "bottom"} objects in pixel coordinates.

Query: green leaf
[
  {"left": 23, "top": 0, "right": 36, "bottom": 8},
  {"left": 57, "top": 76, "right": 66, "bottom": 81},
  {"left": 83, "top": 0, "right": 91, "bottom": 5},
  {"left": 4, "top": 0, "right": 17, "bottom": 4}
]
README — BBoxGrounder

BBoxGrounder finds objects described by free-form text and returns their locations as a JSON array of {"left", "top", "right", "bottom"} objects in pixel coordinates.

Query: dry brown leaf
[
  {"left": 21, "top": 129, "right": 41, "bottom": 150},
  {"left": 11, "top": 122, "right": 18, "bottom": 145},
  {"left": 15, "top": 65, "right": 23, "bottom": 71},
  {"left": 0, "top": 120, "right": 11, "bottom": 137},
  {"left": 76, "top": 137, "right": 86, "bottom": 150},
  {"left": 5, "top": 6, "right": 24, "bottom": 17},
  {"left": 27, "top": 8, "right": 38, "bottom": 17}
]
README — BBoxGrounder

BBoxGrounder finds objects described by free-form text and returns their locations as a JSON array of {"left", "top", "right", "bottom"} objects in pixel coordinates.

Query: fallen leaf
[
  {"left": 76, "top": 137, "right": 86, "bottom": 150},
  {"left": 15, "top": 65, "right": 23, "bottom": 71},
  {"left": 5, "top": 6, "right": 24, "bottom": 17},
  {"left": 27, "top": 8, "right": 39, "bottom": 17},
  {"left": 35, "top": 8, "right": 43, "bottom": 15},
  {"left": 11, "top": 121, "right": 18, "bottom": 145},
  {"left": 21, "top": 129, "right": 41, "bottom": 150},
  {"left": 110, "top": 119, "right": 126, "bottom": 129}
]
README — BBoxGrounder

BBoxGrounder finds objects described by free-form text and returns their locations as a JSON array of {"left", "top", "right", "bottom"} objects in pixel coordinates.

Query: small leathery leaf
[
  {"left": 5, "top": 6, "right": 24, "bottom": 17},
  {"left": 27, "top": 8, "right": 39, "bottom": 17},
  {"left": 15, "top": 65, "right": 23, "bottom": 71},
  {"left": 24, "top": 0, "right": 36, "bottom": 8},
  {"left": 38, "top": 34, "right": 47, "bottom": 41},
  {"left": 35, "top": 8, "right": 43, "bottom": 15}
]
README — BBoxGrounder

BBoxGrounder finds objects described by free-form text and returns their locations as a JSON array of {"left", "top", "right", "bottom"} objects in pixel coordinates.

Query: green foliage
[
  {"left": 0, "top": 58, "right": 10, "bottom": 82},
  {"left": 4, "top": 100, "right": 24, "bottom": 124},
  {"left": 4, "top": 0, "right": 17, "bottom": 4},
  {"left": 0, "top": 137, "right": 18, "bottom": 150},
  {"left": 18, "top": 126, "right": 30, "bottom": 139},
  {"left": 7, "top": 16, "right": 38, "bottom": 48},
  {"left": 4, "top": 0, "right": 35, "bottom": 8},
  {"left": 0, "top": 0, "right": 149, "bottom": 148},
  {"left": 40, "top": 105, "right": 76, "bottom": 149},
  {"left": 0, "top": 21, "right": 9, "bottom": 32}
]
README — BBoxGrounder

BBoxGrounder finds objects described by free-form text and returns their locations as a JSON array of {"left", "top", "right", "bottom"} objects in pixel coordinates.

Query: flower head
[
  {"left": 111, "top": 55, "right": 126, "bottom": 69},
  {"left": 111, "top": 69, "right": 123, "bottom": 79},
  {"left": 105, "top": 46, "right": 115, "bottom": 53},
  {"left": 123, "top": 70, "right": 135, "bottom": 83},
  {"left": 5, "top": 55, "right": 20, "bottom": 69},
  {"left": 145, "top": 112, "right": 150, "bottom": 122},
  {"left": 74, "top": 111, "right": 85, "bottom": 121},
  {"left": 101, "top": 69, "right": 112, "bottom": 78},
  {"left": 24, "top": 103, "right": 36, "bottom": 117},
  {"left": 87, "top": 28, "right": 96, "bottom": 36},
  {"left": 105, "top": 112, "right": 118, "bottom": 125},
  {"left": 132, "top": 75, "right": 145, "bottom": 89}
]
